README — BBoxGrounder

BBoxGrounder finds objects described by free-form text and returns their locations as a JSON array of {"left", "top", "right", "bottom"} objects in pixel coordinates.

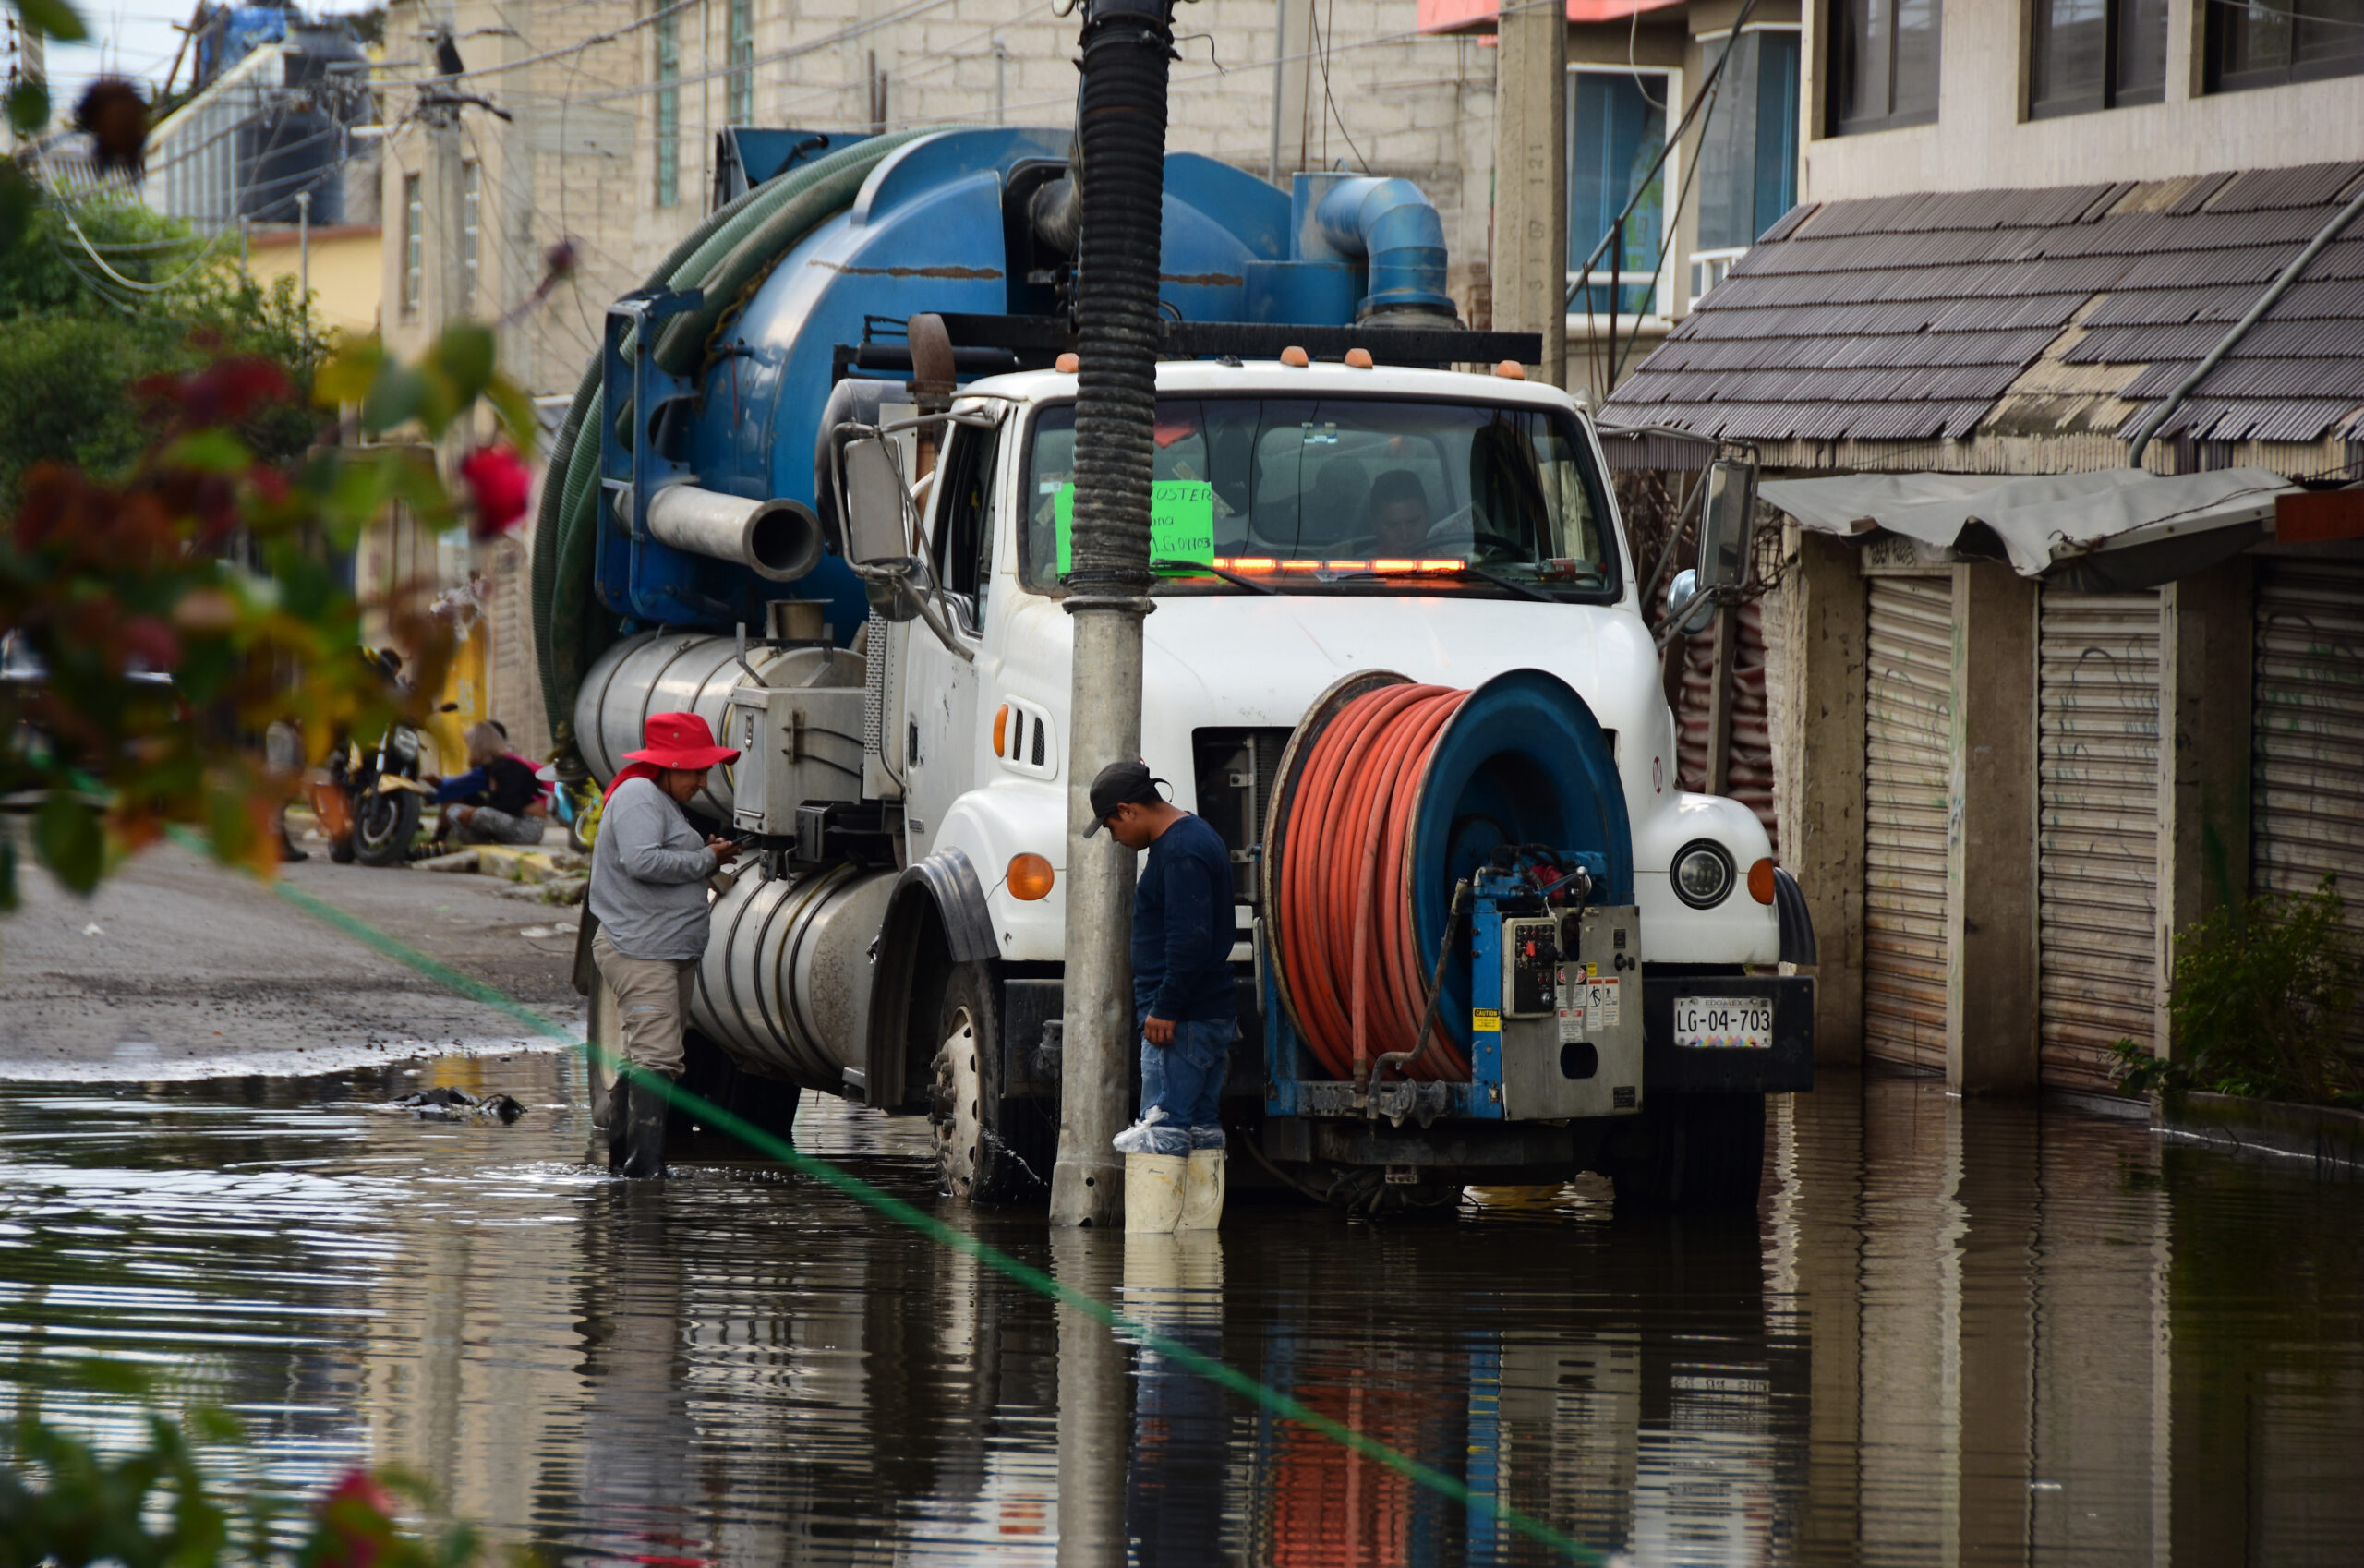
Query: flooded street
[{"left": 2, "top": 1061, "right": 2358, "bottom": 1567}]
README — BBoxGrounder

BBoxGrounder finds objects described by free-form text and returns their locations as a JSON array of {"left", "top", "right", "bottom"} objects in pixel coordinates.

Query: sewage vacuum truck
[{"left": 537, "top": 127, "right": 1815, "bottom": 1212}]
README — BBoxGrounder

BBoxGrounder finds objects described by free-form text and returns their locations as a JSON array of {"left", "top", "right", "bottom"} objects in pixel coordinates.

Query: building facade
[{"left": 1606, "top": 2, "right": 2364, "bottom": 1093}]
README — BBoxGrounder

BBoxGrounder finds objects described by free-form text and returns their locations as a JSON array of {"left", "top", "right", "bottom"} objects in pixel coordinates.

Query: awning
[
  {"left": 1416, "top": 0, "right": 1683, "bottom": 35},
  {"left": 1759, "top": 466, "right": 2297, "bottom": 589}
]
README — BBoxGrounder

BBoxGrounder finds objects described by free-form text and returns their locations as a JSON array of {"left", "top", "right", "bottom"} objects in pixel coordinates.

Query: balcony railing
[{"left": 1688, "top": 247, "right": 1749, "bottom": 309}]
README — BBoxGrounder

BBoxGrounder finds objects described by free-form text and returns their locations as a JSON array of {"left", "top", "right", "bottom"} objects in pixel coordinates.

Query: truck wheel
[
  {"left": 1609, "top": 1093, "right": 1767, "bottom": 1212},
  {"left": 927, "top": 961, "right": 1051, "bottom": 1205}
]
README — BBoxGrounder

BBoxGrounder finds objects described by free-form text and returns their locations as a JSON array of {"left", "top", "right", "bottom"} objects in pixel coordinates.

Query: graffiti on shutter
[
  {"left": 2037, "top": 588, "right": 2160, "bottom": 1091},
  {"left": 1863, "top": 575, "right": 1952, "bottom": 1072},
  {"left": 2252, "top": 559, "right": 2364, "bottom": 1055}
]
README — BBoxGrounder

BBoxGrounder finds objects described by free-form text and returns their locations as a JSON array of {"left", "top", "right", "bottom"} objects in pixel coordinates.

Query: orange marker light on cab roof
[
  {"left": 1494, "top": 359, "right": 1527, "bottom": 380},
  {"left": 1747, "top": 858, "right": 1778, "bottom": 905},
  {"left": 1418, "top": 559, "right": 1465, "bottom": 573},
  {"left": 1280, "top": 345, "right": 1311, "bottom": 368},
  {"left": 1007, "top": 853, "right": 1055, "bottom": 901},
  {"left": 1344, "top": 347, "right": 1374, "bottom": 368},
  {"left": 1371, "top": 558, "right": 1418, "bottom": 573},
  {"left": 1055, "top": 352, "right": 1079, "bottom": 374},
  {"left": 992, "top": 703, "right": 1009, "bottom": 757}
]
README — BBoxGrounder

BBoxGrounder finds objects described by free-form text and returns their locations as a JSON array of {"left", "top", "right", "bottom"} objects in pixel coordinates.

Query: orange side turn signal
[
  {"left": 1007, "top": 853, "right": 1056, "bottom": 901},
  {"left": 992, "top": 703, "right": 1009, "bottom": 757},
  {"left": 1747, "top": 858, "right": 1777, "bottom": 905}
]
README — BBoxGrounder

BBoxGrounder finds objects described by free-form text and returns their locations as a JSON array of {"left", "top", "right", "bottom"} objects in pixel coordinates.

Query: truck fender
[{"left": 862, "top": 846, "right": 997, "bottom": 1110}]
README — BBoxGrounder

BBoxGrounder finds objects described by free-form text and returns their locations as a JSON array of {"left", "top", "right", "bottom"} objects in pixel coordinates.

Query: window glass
[
  {"left": 1696, "top": 31, "right": 1802, "bottom": 252},
  {"left": 1569, "top": 72, "right": 1668, "bottom": 317},
  {"left": 655, "top": 8, "right": 681, "bottom": 208},
  {"left": 728, "top": 0, "right": 755, "bottom": 123},
  {"left": 1019, "top": 398, "right": 1619, "bottom": 604},
  {"left": 932, "top": 425, "right": 1000, "bottom": 629},
  {"left": 1830, "top": 0, "right": 1941, "bottom": 134},
  {"left": 2213, "top": 0, "right": 2364, "bottom": 90},
  {"left": 2031, "top": 0, "right": 2165, "bottom": 116}
]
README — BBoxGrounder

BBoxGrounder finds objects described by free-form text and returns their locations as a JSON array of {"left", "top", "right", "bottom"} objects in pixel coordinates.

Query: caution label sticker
[{"left": 1471, "top": 1007, "right": 1502, "bottom": 1033}]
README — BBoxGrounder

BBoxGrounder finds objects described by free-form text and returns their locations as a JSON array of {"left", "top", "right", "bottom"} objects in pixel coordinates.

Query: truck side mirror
[
  {"left": 1695, "top": 457, "right": 1758, "bottom": 594},
  {"left": 839, "top": 435, "right": 911, "bottom": 567}
]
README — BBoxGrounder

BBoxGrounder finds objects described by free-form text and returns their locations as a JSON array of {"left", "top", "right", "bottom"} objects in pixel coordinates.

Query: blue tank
[{"left": 591, "top": 127, "right": 1461, "bottom": 644}]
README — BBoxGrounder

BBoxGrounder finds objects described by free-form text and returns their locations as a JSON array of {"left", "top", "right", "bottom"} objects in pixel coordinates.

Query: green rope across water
[{"left": 173, "top": 830, "right": 1602, "bottom": 1562}]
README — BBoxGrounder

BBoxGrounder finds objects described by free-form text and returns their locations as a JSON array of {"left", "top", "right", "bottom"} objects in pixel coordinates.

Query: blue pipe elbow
[{"left": 1312, "top": 176, "right": 1457, "bottom": 320}]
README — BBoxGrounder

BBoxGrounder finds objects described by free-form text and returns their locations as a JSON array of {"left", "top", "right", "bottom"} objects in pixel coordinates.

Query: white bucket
[
  {"left": 1179, "top": 1148, "right": 1226, "bottom": 1231},
  {"left": 1124, "top": 1152, "right": 1188, "bottom": 1232}
]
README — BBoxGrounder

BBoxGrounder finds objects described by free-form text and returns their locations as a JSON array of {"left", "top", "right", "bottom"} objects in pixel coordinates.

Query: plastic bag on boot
[{"left": 1113, "top": 1106, "right": 1188, "bottom": 1157}]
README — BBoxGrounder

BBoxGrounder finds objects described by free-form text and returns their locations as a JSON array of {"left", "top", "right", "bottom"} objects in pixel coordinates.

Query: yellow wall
[{"left": 246, "top": 224, "right": 382, "bottom": 342}]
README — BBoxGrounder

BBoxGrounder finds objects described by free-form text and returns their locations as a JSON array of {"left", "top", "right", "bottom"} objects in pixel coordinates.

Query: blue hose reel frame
[{"left": 1408, "top": 668, "right": 1634, "bottom": 1061}]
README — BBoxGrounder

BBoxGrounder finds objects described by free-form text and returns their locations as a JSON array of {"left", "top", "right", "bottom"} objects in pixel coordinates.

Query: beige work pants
[{"left": 592, "top": 930, "right": 694, "bottom": 1079}]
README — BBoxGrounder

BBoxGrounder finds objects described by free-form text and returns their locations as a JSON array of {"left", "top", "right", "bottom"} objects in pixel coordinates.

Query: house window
[
  {"left": 1695, "top": 30, "right": 1801, "bottom": 251},
  {"left": 401, "top": 172, "right": 423, "bottom": 317},
  {"left": 2030, "top": 0, "right": 2166, "bottom": 116},
  {"left": 728, "top": 0, "right": 754, "bottom": 123},
  {"left": 2209, "top": 0, "right": 2364, "bottom": 91},
  {"left": 459, "top": 160, "right": 481, "bottom": 315},
  {"left": 656, "top": 6, "right": 681, "bottom": 208},
  {"left": 1827, "top": 0, "right": 1940, "bottom": 135},
  {"left": 1568, "top": 67, "right": 1671, "bottom": 320}
]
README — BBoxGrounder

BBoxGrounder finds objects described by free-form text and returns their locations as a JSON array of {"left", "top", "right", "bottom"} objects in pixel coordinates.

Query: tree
[{"left": 1, "top": 0, "right": 542, "bottom": 907}]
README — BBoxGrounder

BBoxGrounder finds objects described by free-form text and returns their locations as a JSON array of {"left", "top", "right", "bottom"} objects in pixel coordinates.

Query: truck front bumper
[{"left": 1642, "top": 971, "right": 1815, "bottom": 1095}]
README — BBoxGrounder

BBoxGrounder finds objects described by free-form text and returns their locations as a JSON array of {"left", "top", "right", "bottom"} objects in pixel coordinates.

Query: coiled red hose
[{"left": 1276, "top": 683, "right": 1471, "bottom": 1083}]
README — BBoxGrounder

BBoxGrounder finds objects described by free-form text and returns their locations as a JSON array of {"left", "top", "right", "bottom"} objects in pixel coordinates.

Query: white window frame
[
  {"left": 1687, "top": 21, "right": 1803, "bottom": 308},
  {"left": 401, "top": 172, "right": 423, "bottom": 319},
  {"left": 459, "top": 160, "right": 481, "bottom": 317},
  {"left": 1565, "top": 62, "right": 1683, "bottom": 329}
]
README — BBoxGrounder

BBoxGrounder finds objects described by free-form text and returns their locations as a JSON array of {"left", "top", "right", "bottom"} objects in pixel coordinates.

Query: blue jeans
[{"left": 1138, "top": 1017, "right": 1231, "bottom": 1156}]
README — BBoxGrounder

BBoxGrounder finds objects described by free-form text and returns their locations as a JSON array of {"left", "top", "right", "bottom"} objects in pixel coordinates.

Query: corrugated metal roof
[{"left": 1605, "top": 162, "right": 2364, "bottom": 452}]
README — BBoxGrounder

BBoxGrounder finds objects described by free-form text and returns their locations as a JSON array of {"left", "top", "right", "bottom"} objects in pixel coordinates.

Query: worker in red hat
[{"left": 586, "top": 710, "right": 743, "bottom": 1177}]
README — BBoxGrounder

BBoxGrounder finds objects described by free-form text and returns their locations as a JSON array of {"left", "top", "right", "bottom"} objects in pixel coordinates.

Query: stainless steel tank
[
  {"left": 692, "top": 861, "right": 896, "bottom": 1089},
  {"left": 574, "top": 632, "right": 863, "bottom": 821}
]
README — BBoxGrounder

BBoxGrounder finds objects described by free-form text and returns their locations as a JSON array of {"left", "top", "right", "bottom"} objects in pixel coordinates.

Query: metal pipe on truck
[{"left": 645, "top": 484, "right": 826, "bottom": 583}]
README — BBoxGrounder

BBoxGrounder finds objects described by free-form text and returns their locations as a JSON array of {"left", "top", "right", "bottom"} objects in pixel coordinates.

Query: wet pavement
[{"left": 1, "top": 1062, "right": 2358, "bottom": 1566}]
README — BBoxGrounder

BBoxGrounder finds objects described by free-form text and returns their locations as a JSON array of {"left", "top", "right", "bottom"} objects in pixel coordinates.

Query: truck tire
[
  {"left": 926, "top": 961, "right": 1052, "bottom": 1206},
  {"left": 1609, "top": 1093, "right": 1767, "bottom": 1212}
]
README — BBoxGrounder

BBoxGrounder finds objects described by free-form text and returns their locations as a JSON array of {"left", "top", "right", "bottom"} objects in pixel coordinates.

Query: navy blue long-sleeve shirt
[{"left": 1131, "top": 813, "right": 1238, "bottom": 1025}]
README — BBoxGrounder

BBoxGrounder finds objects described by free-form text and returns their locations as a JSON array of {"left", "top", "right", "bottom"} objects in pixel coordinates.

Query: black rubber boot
[
  {"left": 277, "top": 817, "right": 308, "bottom": 863},
  {"left": 620, "top": 1074, "right": 669, "bottom": 1179},
  {"left": 604, "top": 1076, "right": 629, "bottom": 1176}
]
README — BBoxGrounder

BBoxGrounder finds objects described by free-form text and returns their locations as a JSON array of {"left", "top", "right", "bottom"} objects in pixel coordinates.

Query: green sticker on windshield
[{"left": 1054, "top": 481, "right": 1216, "bottom": 575}]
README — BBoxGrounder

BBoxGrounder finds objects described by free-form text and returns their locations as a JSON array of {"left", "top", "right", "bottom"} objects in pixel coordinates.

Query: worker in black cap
[{"left": 1087, "top": 758, "right": 1236, "bottom": 1184}]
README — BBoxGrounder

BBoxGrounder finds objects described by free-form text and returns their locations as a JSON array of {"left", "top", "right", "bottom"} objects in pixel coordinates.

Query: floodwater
[{"left": 1, "top": 1063, "right": 2359, "bottom": 1567}]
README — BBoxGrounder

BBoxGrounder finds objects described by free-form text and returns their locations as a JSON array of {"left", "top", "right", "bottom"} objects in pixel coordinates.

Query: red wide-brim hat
[{"left": 624, "top": 710, "right": 741, "bottom": 771}]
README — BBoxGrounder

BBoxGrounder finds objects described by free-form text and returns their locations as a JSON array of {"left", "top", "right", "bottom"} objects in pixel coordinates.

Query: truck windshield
[{"left": 1017, "top": 397, "right": 1620, "bottom": 600}]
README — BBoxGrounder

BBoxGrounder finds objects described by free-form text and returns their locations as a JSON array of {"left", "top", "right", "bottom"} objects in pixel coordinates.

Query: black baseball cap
[{"left": 1084, "top": 759, "right": 1165, "bottom": 836}]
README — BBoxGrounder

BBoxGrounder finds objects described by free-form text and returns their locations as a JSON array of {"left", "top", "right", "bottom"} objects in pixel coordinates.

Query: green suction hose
[{"left": 531, "top": 131, "right": 935, "bottom": 754}]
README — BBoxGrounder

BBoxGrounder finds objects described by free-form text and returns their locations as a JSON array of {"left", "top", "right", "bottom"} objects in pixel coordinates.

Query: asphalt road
[{"left": 0, "top": 825, "right": 586, "bottom": 1080}]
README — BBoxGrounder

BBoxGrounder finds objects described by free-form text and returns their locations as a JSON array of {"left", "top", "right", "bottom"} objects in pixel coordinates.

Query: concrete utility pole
[
  {"left": 1491, "top": 0, "right": 1566, "bottom": 387},
  {"left": 1049, "top": 0, "right": 1176, "bottom": 1230}
]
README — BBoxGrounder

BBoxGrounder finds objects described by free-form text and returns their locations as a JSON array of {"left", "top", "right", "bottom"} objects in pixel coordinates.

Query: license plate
[{"left": 1672, "top": 995, "right": 1775, "bottom": 1050}]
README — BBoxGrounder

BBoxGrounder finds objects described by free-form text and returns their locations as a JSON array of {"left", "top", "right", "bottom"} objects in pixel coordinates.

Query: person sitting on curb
[
  {"left": 1091, "top": 759, "right": 1235, "bottom": 1225},
  {"left": 426, "top": 722, "right": 548, "bottom": 848},
  {"left": 585, "top": 711, "right": 742, "bottom": 1178}
]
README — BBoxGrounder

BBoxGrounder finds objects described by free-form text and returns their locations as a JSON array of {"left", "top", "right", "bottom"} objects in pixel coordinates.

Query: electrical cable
[{"left": 1274, "top": 681, "right": 1471, "bottom": 1085}]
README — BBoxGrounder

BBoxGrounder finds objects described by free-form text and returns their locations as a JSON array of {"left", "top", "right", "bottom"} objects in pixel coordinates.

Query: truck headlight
[{"left": 1671, "top": 840, "right": 1734, "bottom": 909}]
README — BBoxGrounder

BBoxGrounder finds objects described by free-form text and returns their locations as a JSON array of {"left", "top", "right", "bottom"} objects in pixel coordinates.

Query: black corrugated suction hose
[{"left": 1062, "top": 0, "right": 1172, "bottom": 601}]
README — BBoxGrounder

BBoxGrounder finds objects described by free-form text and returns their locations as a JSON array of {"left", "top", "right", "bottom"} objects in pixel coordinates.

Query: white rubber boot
[
  {"left": 1124, "top": 1152, "right": 1188, "bottom": 1233},
  {"left": 1178, "top": 1148, "right": 1226, "bottom": 1231}
]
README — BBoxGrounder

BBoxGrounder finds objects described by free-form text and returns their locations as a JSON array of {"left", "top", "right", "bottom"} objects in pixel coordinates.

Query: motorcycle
[
  {"left": 547, "top": 766, "right": 602, "bottom": 855},
  {"left": 313, "top": 720, "right": 436, "bottom": 867}
]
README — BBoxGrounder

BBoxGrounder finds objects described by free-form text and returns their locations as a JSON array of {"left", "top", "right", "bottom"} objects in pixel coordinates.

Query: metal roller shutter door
[
  {"left": 1863, "top": 575, "right": 1953, "bottom": 1071},
  {"left": 2036, "top": 588, "right": 2161, "bottom": 1090},
  {"left": 2251, "top": 559, "right": 2364, "bottom": 1055}
]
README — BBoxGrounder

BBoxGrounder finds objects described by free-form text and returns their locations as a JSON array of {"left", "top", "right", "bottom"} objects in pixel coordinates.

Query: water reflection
[{"left": 0, "top": 1065, "right": 2358, "bottom": 1564}]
